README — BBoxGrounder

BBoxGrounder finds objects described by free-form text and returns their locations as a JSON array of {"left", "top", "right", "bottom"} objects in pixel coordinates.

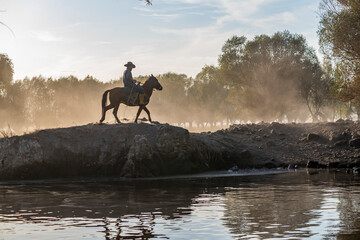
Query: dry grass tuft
[{"left": 0, "top": 124, "right": 16, "bottom": 138}]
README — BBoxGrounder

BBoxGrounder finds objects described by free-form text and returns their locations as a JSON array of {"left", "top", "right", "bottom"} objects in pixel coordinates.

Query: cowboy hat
[{"left": 124, "top": 61, "right": 136, "bottom": 68}]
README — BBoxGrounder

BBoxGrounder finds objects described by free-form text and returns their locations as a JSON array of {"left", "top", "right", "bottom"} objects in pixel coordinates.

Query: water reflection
[
  {"left": 0, "top": 171, "right": 359, "bottom": 239},
  {"left": 0, "top": 180, "right": 202, "bottom": 239}
]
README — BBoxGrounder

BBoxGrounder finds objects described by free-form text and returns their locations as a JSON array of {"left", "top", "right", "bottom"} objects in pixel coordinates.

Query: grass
[{"left": 0, "top": 124, "right": 16, "bottom": 138}]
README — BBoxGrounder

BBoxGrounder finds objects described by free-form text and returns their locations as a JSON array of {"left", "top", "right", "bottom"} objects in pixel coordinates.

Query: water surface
[{"left": 0, "top": 170, "right": 359, "bottom": 239}]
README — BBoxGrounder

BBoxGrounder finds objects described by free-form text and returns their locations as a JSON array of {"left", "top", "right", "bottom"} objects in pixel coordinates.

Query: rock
[
  {"left": 329, "top": 131, "right": 349, "bottom": 142},
  {"left": 229, "top": 165, "right": 239, "bottom": 171},
  {"left": 139, "top": 117, "right": 148, "bottom": 122},
  {"left": 264, "top": 159, "right": 278, "bottom": 169},
  {"left": 288, "top": 164, "right": 298, "bottom": 169},
  {"left": 349, "top": 138, "right": 360, "bottom": 148},
  {"left": 307, "top": 133, "right": 321, "bottom": 141},
  {"left": 266, "top": 141, "right": 276, "bottom": 147},
  {"left": 239, "top": 149, "right": 252, "bottom": 159},
  {"left": 348, "top": 159, "right": 360, "bottom": 168},
  {"left": 328, "top": 162, "right": 340, "bottom": 168},
  {"left": 121, "top": 135, "right": 153, "bottom": 177},
  {"left": 252, "top": 136, "right": 261, "bottom": 141},
  {"left": 271, "top": 122, "right": 281, "bottom": 127},
  {"left": 307, "top": 160, "right": 319, "bottom": 168},
  {"left": 337, "top": 161, "right": 349, "bottom": 168},
  {"left": 306, "top": 160, "right": 326, "bottom": 169},
  {"left": 229, "top": 125, "right": 248, "bottom": 133},
  {"left": 156, "top": 124, "right": 189, "bottom": 153},
  {"left": 334, "top": 140, "right": 348, "bottom": 147},
  {"left": 1, "top": 120, "right": 360, "bottom": 180}
]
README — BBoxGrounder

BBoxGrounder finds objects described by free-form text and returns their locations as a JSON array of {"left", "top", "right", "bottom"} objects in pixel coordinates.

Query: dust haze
[{"left": 0, "top": 31, "right": 352, "bottom": 136}]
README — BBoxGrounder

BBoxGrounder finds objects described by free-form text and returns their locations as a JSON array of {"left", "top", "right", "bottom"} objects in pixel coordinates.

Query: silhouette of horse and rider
[{"left": 100, "top": 61, "right": 163, "bottom": 124}]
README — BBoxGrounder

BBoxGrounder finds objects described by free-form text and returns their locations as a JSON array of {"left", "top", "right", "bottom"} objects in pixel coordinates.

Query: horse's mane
[{"left": 141, "top": 75, "right": 156, "bottom": 87}]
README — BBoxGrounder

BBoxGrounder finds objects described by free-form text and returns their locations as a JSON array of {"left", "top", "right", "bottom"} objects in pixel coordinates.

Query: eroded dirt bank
[{"left": 1, "top": 120, "right": 360, "bottom": 180}]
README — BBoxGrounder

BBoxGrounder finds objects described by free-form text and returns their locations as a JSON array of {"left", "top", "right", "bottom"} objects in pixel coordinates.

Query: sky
[{"left": 0, "top": 0, "right": 321, "bottom": 82}]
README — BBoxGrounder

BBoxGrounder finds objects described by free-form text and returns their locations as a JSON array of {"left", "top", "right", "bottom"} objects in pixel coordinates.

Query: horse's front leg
[
  {"left": 143, "top": 106, "right": 152, "bottom": 122},
  {"left": 135, "top": 106, "right": 144, "bottom": 123}
]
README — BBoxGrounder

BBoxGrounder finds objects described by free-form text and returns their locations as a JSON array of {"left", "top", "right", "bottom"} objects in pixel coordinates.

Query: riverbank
[{"left": 0, "top": 120, "right": 359, "bottom": 180}]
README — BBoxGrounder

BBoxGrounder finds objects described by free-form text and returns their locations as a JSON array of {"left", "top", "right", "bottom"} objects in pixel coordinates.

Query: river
[{"left": 0, "top": 170, "right": 359, "bottom": 240}]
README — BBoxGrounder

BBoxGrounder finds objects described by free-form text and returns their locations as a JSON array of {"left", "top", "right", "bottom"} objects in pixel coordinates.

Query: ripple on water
[{"left": 0, "top": 170, "right": 359, "bottom": 239}]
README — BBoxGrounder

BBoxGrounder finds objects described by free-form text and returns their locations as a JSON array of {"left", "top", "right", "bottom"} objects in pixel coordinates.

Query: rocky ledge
[{"left": 1, "top": 120, "right": 360, "bottom": 180}]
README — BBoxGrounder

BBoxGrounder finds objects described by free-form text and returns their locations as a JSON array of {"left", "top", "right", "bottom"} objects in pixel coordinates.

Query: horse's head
[{"left": 148, "top": 74, "right": 163, "bottom": 91}]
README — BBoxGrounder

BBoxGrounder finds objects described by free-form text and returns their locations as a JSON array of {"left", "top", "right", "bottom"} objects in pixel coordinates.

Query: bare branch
[{"left": 0, "top": 21, "right": 15, "bottom": 37}]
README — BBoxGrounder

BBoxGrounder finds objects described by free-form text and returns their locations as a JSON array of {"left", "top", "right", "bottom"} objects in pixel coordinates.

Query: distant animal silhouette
[{"left": 100, "top": 75, "right": 163, "bottom": 123}]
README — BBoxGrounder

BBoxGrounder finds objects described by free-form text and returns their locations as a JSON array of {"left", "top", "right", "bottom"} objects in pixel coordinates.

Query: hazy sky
[{"left": 0, "top": 0, "right": 321, "bottom": 82}]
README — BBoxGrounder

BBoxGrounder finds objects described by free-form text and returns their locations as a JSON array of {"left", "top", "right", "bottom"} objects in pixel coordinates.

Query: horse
[{"left": 99, "top": 74, "right": 163, "bottom": 124}]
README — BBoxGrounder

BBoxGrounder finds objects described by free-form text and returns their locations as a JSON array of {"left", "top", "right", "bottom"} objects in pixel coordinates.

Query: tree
[
  {"left": 319, "top": 0, "right": 360, "bottom": 62},
  {"left": 219, "top": 31, "right": 326, "bottom": 122},
  {"left": 0, "top": 53, "right": 13, "bottom": 90},
  {"left": 0, "top": 54, "right": 14, "bottom": 128},
  {"left": 318, "top": 0, "right": 360, "bottom": 117},
  {"left": 194, "top": 65, "right": 229, "bottom": 126},
  {"left": 218, "top": 36, "right": 247, "bottom": 87},
  {"left": 150, "top": 73, "right": 190, "bottom": 125}
]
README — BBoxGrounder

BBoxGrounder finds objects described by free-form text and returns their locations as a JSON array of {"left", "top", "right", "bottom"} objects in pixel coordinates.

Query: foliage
[
  {"left": 318, "top": 0, "right": 360, "bottom": 62},
  {"left": 0, "top": 53, "right": 13, "bottom": 90},
  {"left": 318, "top": 0, "right": 360, "bottom": 117},
  {"left": 218, "top": 31, "right": 329, "bottom": 121}
]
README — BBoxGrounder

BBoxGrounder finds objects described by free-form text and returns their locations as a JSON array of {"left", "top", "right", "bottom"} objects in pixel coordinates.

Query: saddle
[
  {"left": 127, "top": 91, "right": 138, "bottom": 105},
  {"left": 125, "top": 90, "right": 148, "bottom": 106}
]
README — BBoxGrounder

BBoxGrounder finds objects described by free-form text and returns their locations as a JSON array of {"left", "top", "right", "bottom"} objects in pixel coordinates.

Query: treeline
[{"left": 1, "top": 0, "right": 359, "bottom": 131}]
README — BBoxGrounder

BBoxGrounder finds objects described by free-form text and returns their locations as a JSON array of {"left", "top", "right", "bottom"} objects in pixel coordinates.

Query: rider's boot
[{"left": 139, "top": 93, "right": 145, "bottom": 105}]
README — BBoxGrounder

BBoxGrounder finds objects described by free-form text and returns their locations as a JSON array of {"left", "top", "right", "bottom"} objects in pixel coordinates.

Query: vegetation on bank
[{"left": 0, "top": 0, "right": 359, "bottom": 132}]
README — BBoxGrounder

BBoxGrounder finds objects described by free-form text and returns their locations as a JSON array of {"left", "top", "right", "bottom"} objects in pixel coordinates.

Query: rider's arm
[{"left": 124, "top": 70, "right": 136, "bottom": 83}]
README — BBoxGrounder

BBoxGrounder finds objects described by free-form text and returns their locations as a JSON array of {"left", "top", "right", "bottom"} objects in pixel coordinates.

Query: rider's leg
[
  {"left": 135, "top": 85, "right": 145, "bottom": 105},
  {"left": 139, "top": 94, "right": 145, "bottom": 105}
]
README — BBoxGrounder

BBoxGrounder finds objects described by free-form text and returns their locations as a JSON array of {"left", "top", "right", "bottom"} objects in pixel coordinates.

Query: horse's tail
[{"left": 101, "top": 90, "right": 110, "bottom": 110}]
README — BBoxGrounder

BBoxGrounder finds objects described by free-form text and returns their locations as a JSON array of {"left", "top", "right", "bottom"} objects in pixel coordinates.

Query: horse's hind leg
[
  {"left": 143, "top": 106, "right": 152, "bottom": 122},
  {"left": 113, "top": 104, "right": 121, "bottom": 123},
  {"left": 100, "top": 103, "right": 115, "bottom": 123}
]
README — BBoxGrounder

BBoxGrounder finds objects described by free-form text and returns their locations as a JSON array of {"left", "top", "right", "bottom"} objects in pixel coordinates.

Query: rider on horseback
[{"left": 123, "top": 61, "right": 145, "bottom": 105}]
